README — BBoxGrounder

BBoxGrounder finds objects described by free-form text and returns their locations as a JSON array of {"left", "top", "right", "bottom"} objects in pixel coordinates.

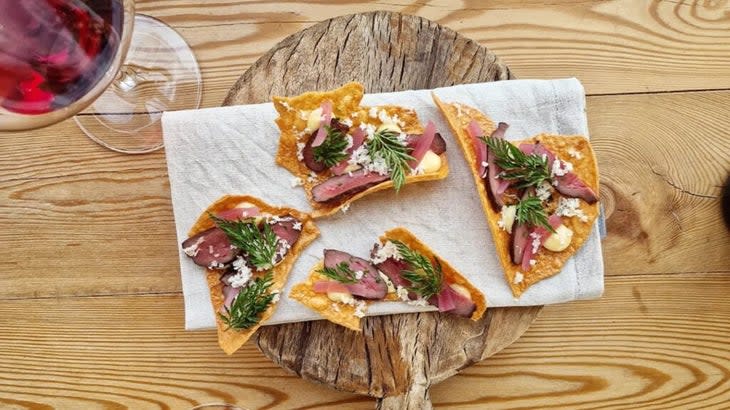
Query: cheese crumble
[
  {"left": 371, "top": 241, "right": 401, "bottom": 264},
  {"left": 556, "top": 197, "right": 589, "bottom": 222},
  {"left": 513, "top": 272, "right": 524, "bottom": 284}
]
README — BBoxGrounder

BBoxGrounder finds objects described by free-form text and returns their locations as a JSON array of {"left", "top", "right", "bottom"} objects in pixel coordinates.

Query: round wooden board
[{"left": 223, "top": 11, "right": 542, "bottom": 409}]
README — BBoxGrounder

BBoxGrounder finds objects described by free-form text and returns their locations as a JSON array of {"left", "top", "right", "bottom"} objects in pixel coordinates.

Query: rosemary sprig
[
  {"left": 313, "top": 125, "right": 349, "bottom": 168},
  {"left": 516, "top": 195, "right": 555, "bottom": 233},
  {"left": 219, "top": 272, "right": 276, "bottom": 331},
  {"left": 317, "top": 261, "right": 358, "bottom": 284},
  {"left": 482, "top": 137, "right": 550, "bottom": 189},
  {"left": 392, "top": 240, "right": 443, "bottom": 300},
  {"left": 367, "top": 130, "right": 414, "bottom": 192},
  {"left": 210, "top": 215, "right": 278, "bottom": 271}
]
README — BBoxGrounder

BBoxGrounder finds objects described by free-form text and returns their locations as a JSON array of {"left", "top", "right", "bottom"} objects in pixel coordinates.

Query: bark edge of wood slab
[{"left": 223, "top": 10, "right": 541, "bottom": 409}]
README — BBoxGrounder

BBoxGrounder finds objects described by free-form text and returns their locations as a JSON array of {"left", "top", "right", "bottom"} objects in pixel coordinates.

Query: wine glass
[{"left": 0, "top": 0, "right": 201, "bottom": 153}]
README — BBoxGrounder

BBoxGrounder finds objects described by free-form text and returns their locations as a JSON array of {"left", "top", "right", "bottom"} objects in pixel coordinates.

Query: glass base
[{"left": 75, "top": 15, "right": 202, "bottom": 154}]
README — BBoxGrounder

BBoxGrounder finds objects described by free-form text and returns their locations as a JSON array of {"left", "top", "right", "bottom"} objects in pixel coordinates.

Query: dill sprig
[
  {"left": 313, "top": 125, "right": 349, "bottom": 168},
  {"left": 367, "top": 130, "right": 414, "bottom": 192},
  {"left": 392, "top": 240, "right": 443, "bottom": 300},
  {"left": 516, "top": 195, "right": 555, "bottom": 233},
  {"left": 210, "top": 215, "right": 278, "bottom": 271},
  {"left": 482, "top": 137, "right": 550, "bottom": 189},
  {"left": 317, "top": 261, "right": 358, "bottom": 284},
  {"left": 219, "top": 272, "right": 276, "bottom": 331}
]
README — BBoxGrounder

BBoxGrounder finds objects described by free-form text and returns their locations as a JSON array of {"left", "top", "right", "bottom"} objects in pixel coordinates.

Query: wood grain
[
  {"left": 129, "top": 0, "right": 730, "bottom": 105},
  {"left": 1, "top": 90, "right": 727, "bottom": 299},
  {"left": 0, "top": 273, "right": 725, "bottom": 409},
  {"left": 222, "top": 11, "right": 532, "bottom": 409}
]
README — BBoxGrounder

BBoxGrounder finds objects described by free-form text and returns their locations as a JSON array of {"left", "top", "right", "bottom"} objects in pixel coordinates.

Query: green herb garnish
[
  {"left": 367, "top": 130, "right": 414, "bottom": 192},
  {"left": 482, "top": 137, "right": 550, "bottom": 189},
  {"left": 313, "top": 125, "right": 349, "bottom": 167},
  {"left": 219, "top": 272, "right": 276, "bottom": 330},
  {"left": 392, "top": 240, "right": 443, "bottom": 300},
  {"left": 516, "top": 195, "right": 555, "bottom": 233},
  {"left": 318, "top": 261, "right": 359, "bottom": 284},
  {"left": 210, "top": 215, "right": 278, "bottom": 271}
]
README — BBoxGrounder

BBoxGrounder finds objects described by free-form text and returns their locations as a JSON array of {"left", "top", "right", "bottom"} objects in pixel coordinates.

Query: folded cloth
[{"left": 162, "top": 78, "right": 604, "bottom": 330}]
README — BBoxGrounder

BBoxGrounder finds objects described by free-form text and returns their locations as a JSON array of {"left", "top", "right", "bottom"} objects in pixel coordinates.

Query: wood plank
[
  {"left": 130, "top": 0, "right": 730, "bottom": 103},
  {"left": 0, "top": 273, "right": 726, "bottom": 409},
  {"left": 1, "top": 90, "right": 727, "bottom": 299}
]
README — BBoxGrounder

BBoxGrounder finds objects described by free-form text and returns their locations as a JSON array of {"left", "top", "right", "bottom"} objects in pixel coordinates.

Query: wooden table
[{"left": 1, "top": 1, "right": 729, "bottom": 408}]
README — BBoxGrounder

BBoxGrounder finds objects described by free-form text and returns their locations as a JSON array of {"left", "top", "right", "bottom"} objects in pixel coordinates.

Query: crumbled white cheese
[
  {"left": 455, "top": 103, "right": 463, "bottom": 117},
  {"left": 292, "top": 221, "right": 302, "bottom": 231},
  {"left": 354, "top": 270, "right": 364, "bottom": 280},
  {"left": 183, "top": 237, "right": 205, "bottom": 257},
  {"left": 529, "top": 232, "right": 542, "bottom": 253},
  {"left": 228, "top": 258, "right": 252, "bottom": 288},
  {"left": 481, "top": 161, "right": 489, "bottom": 168},
  {"left": 277, "top": 239, "right": 290, "bottom": 257},
  {"left": 513, "top": 272, "right": 524, "bottom": 284},
  {"left": 345, "top": 134, "right": 354, "bottom": 150},
  {"left": 410, "top": 164, "right": 425, "bottom": 176},
  {"left": 368, "top": 107, "right": 378, "bottom": 118},
  {"left": 296, "top": 142, "right": 306, "bottom": 161},
  {"left": 567, "top": 147, "right": 582, "bottom": 159},
  {"left": 556, "top": 197, "right": 589, "bottom": 222},
  {"left": 529, "top": 259, "right": 537, "bottom": 267},
  {"left": 340, "top": 203, "right": 351, "bottom": 214},
  {"left": 290, "top": 177, "right": 303, "bottom": 188},
  {"left": 208, "top": 261, "right": 225, "bottom": 270},
  {"left": 341, "top": 117, "right": 354, "bottom": 127},
  {"left": 379, "top": 271, "right": 396, "bottom": 294},
  {"left": 271, "top": 292, "right": 281, "bottom": 303},
  {"left": 551, "top": 158, "right": 574, "bottom": 177},
  {"left": 396, "top": 285, "right": 410, "bottom": 301},
  {"left": 353, "top": 300, "right": 367, "bottom": 318},
  {"left": 307, "top": 171, "right": 318, "bottom": 183},
  {"left": 536, "top": 181, "right": 553, "bottom": 202},
  {"left": 371, "top": 241, "right": 401, "bottom": 264}
]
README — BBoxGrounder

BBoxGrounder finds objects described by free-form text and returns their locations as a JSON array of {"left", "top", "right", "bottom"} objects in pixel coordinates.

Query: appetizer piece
[
  {"left": 289, "top": 227, "right": 486, "bottom": 330},
  {"left": 181, "top": 195, "right": 319, "bottom": 354},
  {"left": 273, "top": 82, "right": 449, "bottom": 217},
  {"left": 432, "top": 96, "right": 599, "bottom": 297}
]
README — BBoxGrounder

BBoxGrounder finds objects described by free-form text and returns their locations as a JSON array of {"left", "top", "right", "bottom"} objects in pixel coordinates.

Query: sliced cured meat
[
  {"left": 323, "top": 249, "right": 388, "bottom": 299},
  {"left": 312, "top": 169, "right": 389, "bottom": 203},
  {"left": 554, "top": 172, "right": 598, "bottom": 203},
  {"left": 428, "top": 285, "right": 476, "bottom": 317},
  {"left": 302, "top": 130, "right": 327, "bottom": 172},
  {"left": 405, "top": 132, "right": 446, "bottom": 155},
  {"left": 270, "top": 216, "right": 302, "bottom": 263},
  {"left": 520, "top": 214, "right": 563, "bottom": 271},
  {"left": 407, "top": 121, "right": 436, "bottom": 168},
  {"left": 486, "top": 122, "right": 510, "bottom": 208},
  {"left": 182, "top": 227, "right": 236, "bottom": 268},
  {"left": 511, "top": 222, "right": 529, "bottom": 265},
  {"left": 331, "top": 127, "right": 366, "bottom": 175},
  {"left": 221, "top": 284, "right": 241, "bottom": 312}
]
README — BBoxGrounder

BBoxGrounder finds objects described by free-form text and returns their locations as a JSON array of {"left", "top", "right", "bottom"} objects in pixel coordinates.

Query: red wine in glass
[
  {"left": 0, "top": 0, "right": 124, "bottom": 115},
  {"left": 0, "top": 0, "right": 202, "bottom": 154}
]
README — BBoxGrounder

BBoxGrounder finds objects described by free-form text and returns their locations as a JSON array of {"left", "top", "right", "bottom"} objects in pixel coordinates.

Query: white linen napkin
[{"left": 162, "top": 78, "right": 604, "bottom": 330}]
